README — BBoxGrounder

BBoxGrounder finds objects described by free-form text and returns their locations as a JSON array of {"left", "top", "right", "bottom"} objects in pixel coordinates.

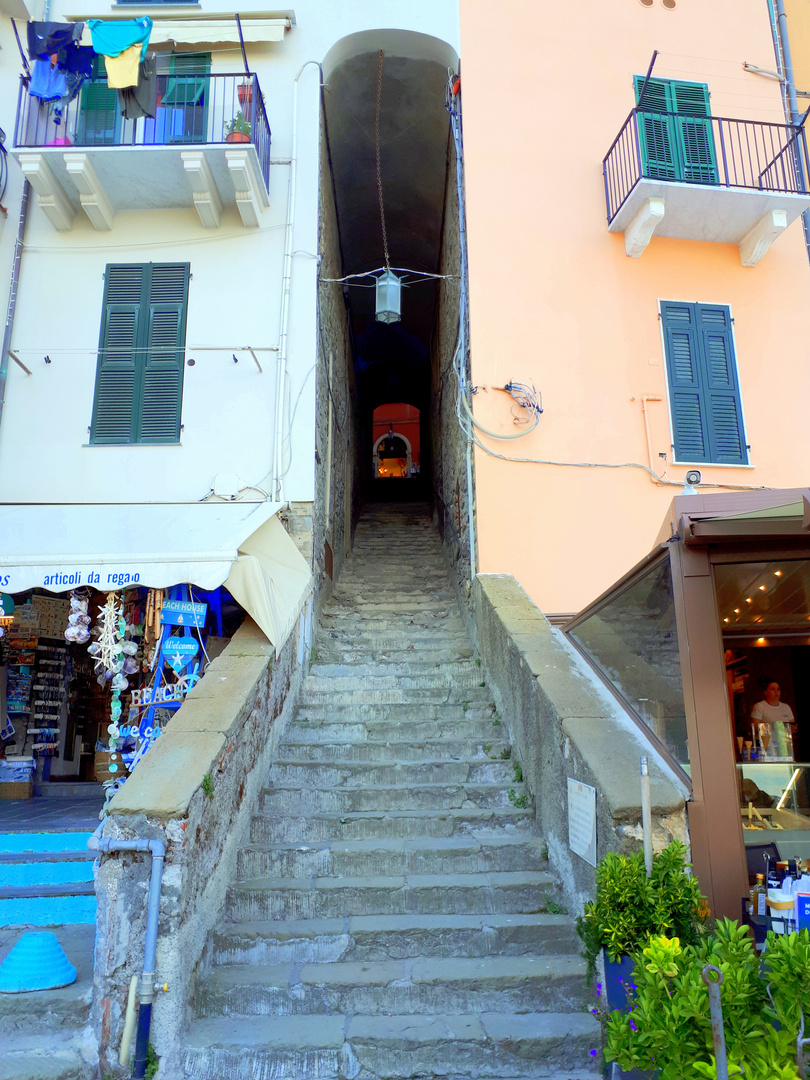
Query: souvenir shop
[
  {"left": 564, "top": 488, "right": 810, "bottom": 923},
  {"left": 0, "top": 502, "right": 312, "bottom": 805}
]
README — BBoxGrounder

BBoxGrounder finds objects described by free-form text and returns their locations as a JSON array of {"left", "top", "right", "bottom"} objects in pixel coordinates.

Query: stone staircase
[{"left": 181, "top": 503, "right": 599, "bottom": 1080}]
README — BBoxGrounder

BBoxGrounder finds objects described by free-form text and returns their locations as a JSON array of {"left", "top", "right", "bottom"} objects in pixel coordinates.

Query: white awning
[
  {"left": 79, "top": 18, "right": 288, "bottom": 49},
  {"left": 0, "top": 501, "right": 313, "bottom": 650}
]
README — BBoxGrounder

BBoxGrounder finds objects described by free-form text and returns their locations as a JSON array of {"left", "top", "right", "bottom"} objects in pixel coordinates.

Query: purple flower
[
  {"left": 629, "top": 1020, "right": 637, "bottom": 1031},
  {"left": 596, "top": 983, "right": 602, "bottom": 997},
  {"left": 590, "top": 1049, "right": 598, "bottom": 1057}
]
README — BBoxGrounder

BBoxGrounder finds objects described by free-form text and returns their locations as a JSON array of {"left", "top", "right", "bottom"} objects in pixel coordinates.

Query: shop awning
[
  {"left": 78, "top": 17, "right": 289, "bottom": 49},
  {"left": 0, "top": 501, "right": 313, "bottom": 650}
]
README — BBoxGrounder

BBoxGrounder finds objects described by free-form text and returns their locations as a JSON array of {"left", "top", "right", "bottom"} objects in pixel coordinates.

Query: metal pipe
[
  {"left": 774, "top": 0, "right": 810, "bottom": 257},
  {"left": 119, "top": 976, "right": 139, "bottom": 1066},
  {"left": 701, "top": 965, "right": 729, "bottom": 1080},
  {"left": 640, "top": 756, "right": 653, "bottom": 877},
  {"left": 641, "top": 395, "right": 663, "bottom": 482},
  {"left": 0, "top": 180, "right": 30, "bottom": 439},
  {"left": 88, "top": 827, "right": 167, "bottom": 1078},
  {"left": 272, "top": 60, "right": 323, "bottom": 502}
]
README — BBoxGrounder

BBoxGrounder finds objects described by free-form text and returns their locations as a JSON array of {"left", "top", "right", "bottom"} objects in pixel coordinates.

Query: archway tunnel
[{"left": 313, "top": 30, "right": 472, "bottom": 588}]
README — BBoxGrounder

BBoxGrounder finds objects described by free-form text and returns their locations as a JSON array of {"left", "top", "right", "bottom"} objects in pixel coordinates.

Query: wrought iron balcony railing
[
  {"left": 603, "top": 108, "right": 810, "bottom": 224},
  {"left": 15, "top": 71, "right": 271, "bottom": 188}
]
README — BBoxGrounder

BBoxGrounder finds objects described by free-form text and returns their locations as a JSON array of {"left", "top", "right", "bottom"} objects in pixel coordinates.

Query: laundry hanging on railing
[
  {"left": 26, "top": 21, "right": 83, "bottom": 60},
  {"left": 87, "top": 18, "right": 152, "bottom": 62},
  {"left": 118, "top": 54, "right": 157, "bottom": 120},
  {"left": 29, "top": 58, "right": 67, "bottom": 102}
]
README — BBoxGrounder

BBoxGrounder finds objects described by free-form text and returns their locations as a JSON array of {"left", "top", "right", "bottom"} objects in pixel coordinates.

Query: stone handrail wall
[
  {"left": 93, "top": 615, "right": 308, "bottom": 1077},
  {"left": 473, "top": 574, "right": 690, "bottom": 913}
]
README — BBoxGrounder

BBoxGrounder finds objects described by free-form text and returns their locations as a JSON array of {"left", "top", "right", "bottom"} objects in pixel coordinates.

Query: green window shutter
[
  {"left": 90, "top": 263, "right": 189, "bottom": 445},
  {"left": 695, "top": 306, "right": 746, "bottom": 464},
  {"left": 138, "top": 264, "right": 189, "bottom": 443},
  {"left": 671, "top": 81, "right": 717, "bottom": 183},
  {"left": 661, "top": 302, "right": 747, "bottom": 465},
  {"left": 77, "top": 55, "right": 120, "bottom": 146},
  {"left": 90, "top": 266, "right": 144, "bottom": 444},
  {"left": 634, "top": 77, "right": 717, "bottom": 184},
  {"left": 635, "top": 76, "right": 678, "bottom": 181},
  {"left": 162, "top": 53, "right": 211, "bottom": 106}
]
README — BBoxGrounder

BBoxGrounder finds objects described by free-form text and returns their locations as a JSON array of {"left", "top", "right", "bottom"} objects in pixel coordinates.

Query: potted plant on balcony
[
  {"left": 237, "top": 79, "right": 253, "bottom": 108},
  {"left": 576, "top": 840, "right": 709, "bottom": 1010},
  {"left": 225, "top": 111, "right": 251, "bottom": 144}
]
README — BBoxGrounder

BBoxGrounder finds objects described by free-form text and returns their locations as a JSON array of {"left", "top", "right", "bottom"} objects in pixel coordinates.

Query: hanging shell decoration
[{"left": 64, "top": 591, "right": 91, "bottom": 645}]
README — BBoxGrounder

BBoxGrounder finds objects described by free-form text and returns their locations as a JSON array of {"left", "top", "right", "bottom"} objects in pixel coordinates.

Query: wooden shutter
[
  {"left": 90, "top": 266, "right": 143, "bottom": 444},
  {"left": 695, "top": 306, "right": 746, "bottom": 464},
  {"left": 661, "top": 302, "right": 747, "bottom": 465},
  {"left": 90, "top": 263, "right": 189, "bottom": 445},
  {"left": 139, "top": 265, "right": 188, "bottom": 443},
  {"left": 671, "top": 81, "right": 717, "bottom": 184},
  {"left": 77, "top": 55, "right": 120, "bottom": 147},
  {"left": 635, "top": 76, "right": 678, "bottom": 181}
]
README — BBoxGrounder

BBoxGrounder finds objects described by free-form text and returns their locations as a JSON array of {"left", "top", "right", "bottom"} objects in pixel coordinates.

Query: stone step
[
  {"left": 212, "top": 912, "right": 578, "bottom": 965},
  {"left": 298, "top": 685, "right": 493, "bottom": 707},
  {"left": 315, "top": 645, "right": 475, "bottom": 664},
  {"left": 0, "top": 925, "right": 95, "bottom": 1037},
  {"left": 194, "top": 954, "right": 588, "bottom": 1019},
  {"left": 293, "top": 701, "right": 497, "bottom": 723},
  {"left": 276, "top": 737, "right": 512, "bottom": 762},
  {"left": 249, "top": 806, "right": 535, "bottom": 843},
  {"left": 264, "top": 759, "right": 517, "bottom": 789},
  {"left": 284, "top": 717, "right": 504, "bottom": 744},
  {"left": 2, "top": 1034, "right": 95, "bottom": 1080},
  {"left": 319, "top": 614, "right": 466, "bottom": 632},
  {"left": 0, "top": 856, "right": 94, "bottom": 889},
  {"left": 237, "top": 835, "right": 547, "bottom": 879},
  {"left": 259, "top": 781, "right": 530, "bottom": 814},
  {"left": 303, "top": 671, "right": 486, "bottom": 693},
  {"left": 307, "top": 660, "right": 481, "bottom": 679},
  {"left": 182, "top": 1012, "right": 601, "bottom": 1080},
  {"left": 226, "top": 870, "right": 556, "bottom": 921}
]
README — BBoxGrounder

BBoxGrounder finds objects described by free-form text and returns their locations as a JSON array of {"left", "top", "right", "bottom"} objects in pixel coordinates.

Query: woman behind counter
[{"left": 751, "top": 681, "right": 796, "bottom": 760}]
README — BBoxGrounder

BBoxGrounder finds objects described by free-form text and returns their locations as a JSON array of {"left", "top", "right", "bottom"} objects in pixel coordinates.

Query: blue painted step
[{"left": 0, "top": 831, "right": 97, "bottom": 927}]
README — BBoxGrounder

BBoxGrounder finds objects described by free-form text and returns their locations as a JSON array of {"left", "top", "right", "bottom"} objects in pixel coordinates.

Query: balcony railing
[
  {"left": 14, "top": 71, "right": 271, "bottom": 188},
  {"left": 603, "top": 108, "right": 810, "bottom": 224}
]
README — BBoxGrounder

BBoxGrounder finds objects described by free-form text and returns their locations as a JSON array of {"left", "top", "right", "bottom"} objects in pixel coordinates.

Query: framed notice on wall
[{"left": 567, "top": 777, "right": 597, "bottom": 867}]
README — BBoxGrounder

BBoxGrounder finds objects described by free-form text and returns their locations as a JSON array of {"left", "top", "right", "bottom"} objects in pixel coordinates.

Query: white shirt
[{"left": 751, "top": 700, "right": 795, "bottom": 725}]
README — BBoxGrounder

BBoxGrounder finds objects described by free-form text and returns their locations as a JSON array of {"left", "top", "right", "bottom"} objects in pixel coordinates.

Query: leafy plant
[
  {"left": 224, "top": 110, "right": 251, "bottom": 138},
  {"left": 201, "top": 773, "right": 214, "bottom": 800},
  {"left": 512, "top": 761, "right": 523, "bottom": 783},
  {"left": 500, "top": 747, "right": 511, "bottom": 760},
  {"left": 576, "top": 840, "right": 707, "bottom": 983},
  {"left": 508, "top": 787, "right": 529, "bottom": 809},
  {"left": 603, "top": 920, "right": 808, "bottom": 1080},
  {"left": 145, "top": 1044, "right": 159, "bottom": 1080}
]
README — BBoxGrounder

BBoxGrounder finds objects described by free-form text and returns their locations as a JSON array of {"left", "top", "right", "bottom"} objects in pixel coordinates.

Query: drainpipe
[
  {"left": 773, "top": 0, "right": 810, "bottom": 261},
  {"left": 0, "top": 179, "right": 30, "bottom": 437},
  {"left": 272, "top": 60, "right": 323, "bottom": 502},
  {"left": 88, "top": 826, "right": 167, "bottom": 1079}
]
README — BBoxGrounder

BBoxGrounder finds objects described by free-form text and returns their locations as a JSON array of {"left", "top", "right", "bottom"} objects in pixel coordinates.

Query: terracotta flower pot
[
  {"left": 225, "top": 131, "right": 250, "bottom": 143},
  {"left": 238, "top": 84, "right": 253, "bottom": 106}
]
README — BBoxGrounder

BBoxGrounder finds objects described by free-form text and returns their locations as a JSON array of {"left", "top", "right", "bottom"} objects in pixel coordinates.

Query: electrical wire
[
  {"left": 375, "top": 50, "right": 391, "bottom": 271},
  {"left": 320, "top": 266, "right": 456, "bottom": 283}
]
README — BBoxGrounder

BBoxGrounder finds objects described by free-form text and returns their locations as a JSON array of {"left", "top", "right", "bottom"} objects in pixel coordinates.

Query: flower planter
[
  {"left": 225, "top": 131, "right": 250, "bottom": 143},
  {"left": 238, "top": 84, "right": 253, "bottom": 107}
]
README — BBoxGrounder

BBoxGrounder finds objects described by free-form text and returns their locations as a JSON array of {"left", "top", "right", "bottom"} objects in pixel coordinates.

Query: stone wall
[
  {"left": 94, "top": 616, "right": 308, "bottom": 1077},
  {"left": 314, "top": 103, "right": 361, "bottom": 600},
  {"left": 430, "top": 132, "right": 475, "bottom": 625},
  {"left": 473, "top": 574, "right": 690, "bottom": 914}
]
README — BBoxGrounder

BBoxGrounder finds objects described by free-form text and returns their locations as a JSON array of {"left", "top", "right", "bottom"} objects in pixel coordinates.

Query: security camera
[{"left": 685, "top": 469, "right": 701, "bottom": 486}]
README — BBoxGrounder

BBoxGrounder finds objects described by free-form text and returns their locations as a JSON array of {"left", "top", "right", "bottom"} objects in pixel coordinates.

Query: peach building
[{"left": 460, "top": 0, "right": 810, "bottom": 916}]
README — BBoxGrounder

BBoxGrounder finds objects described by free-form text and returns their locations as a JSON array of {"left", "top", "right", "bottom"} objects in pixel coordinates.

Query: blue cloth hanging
[
  {"left": 29, "top": 59, "right": 67, "bottom": 102},
  {"left": 87, "top": 18, "right": 152, "bottom": 62}
]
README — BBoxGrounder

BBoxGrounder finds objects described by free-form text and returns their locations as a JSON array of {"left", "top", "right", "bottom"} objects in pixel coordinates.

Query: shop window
[
  {"left": 566, "top": 553, "right": 689, "bottom": 770},
  {"left": 660, "top": 301, "right": 748, "bottom": 466},
  {"left": 634, "top": 76, "right": 717, "bottom": 184},
  {"left": 90, "top": 263, "right": 190, "bottom": 445}
]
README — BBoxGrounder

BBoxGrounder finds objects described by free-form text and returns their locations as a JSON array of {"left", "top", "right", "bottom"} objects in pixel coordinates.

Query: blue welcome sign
[{"left": 162, "top": 637, "right": 199, "bottom": 672}]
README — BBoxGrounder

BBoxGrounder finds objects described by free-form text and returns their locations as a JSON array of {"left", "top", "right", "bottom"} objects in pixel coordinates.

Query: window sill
[
  {"left": 671, "top": 460, "right": 755, "bottom": 469},
  {"left": 83, "top": 442, "right": 183, "bottom": 448}
]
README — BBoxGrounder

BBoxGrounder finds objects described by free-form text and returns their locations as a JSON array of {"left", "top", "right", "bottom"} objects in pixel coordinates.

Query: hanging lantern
[{"left": 375, "top": 270, "right": 401, "bottom": 324}]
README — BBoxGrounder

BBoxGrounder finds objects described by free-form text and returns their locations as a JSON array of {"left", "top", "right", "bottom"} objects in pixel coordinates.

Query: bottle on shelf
[{"left": 750, "top": 873, "right": 767, "bottom": 917}]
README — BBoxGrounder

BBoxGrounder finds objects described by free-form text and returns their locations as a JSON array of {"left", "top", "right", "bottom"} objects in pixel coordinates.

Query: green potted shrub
[
  {"left": 603, "top": 921, "right": 809, "bottom": 1080},
  {"left": 225, "top": 111, "right": 251, "bottom": 144},
  {"left": 577, "top": 840, "right": 708, "bottom": 1008}
]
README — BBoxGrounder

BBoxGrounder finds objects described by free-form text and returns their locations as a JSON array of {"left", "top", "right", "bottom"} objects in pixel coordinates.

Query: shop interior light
[
  {"left": 724, "top": 617, "right": 729, "bottom": 623},
  {"left": 746, "top": 598, "right": 753, "bottom": 603},
  {"left": 756, "top": 637, "right": 766, "bottom": 644},
  {"left": 759, "top": 585, "right": 766, "bottom": 591},
  {"left": 777, "top": 769, "right": 802, "bottom": 812},
  {"left": 775, "top": 570, "right": 783, "bottom": 576},
  {"left": 734, "top": 608, "right": 740, "bottom": 614}
]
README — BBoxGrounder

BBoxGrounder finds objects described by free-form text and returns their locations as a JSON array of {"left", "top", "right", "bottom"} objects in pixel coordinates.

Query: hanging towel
[
  {"left": 59, "top": 44, "right": 93, "bottom": 78},
  {"left": 27, "top": 21, "right": 83, "bottom": 60},
  {"left": 105, "top": 43, "right": 141, "bottom": 89},
  {"left": 29, "top": 58, "right": 68, "bottom": 102},
  {"left": 118, "top": 55, "right": 157, "bottom": 120},
  {"left": 88, "top": 18, "right": 152, "bottom": 63}
]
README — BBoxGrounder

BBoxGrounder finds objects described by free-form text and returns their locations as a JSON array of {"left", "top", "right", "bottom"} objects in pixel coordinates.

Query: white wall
[{"left": 0, "top": 1, "right": 459, "bottom": 505}]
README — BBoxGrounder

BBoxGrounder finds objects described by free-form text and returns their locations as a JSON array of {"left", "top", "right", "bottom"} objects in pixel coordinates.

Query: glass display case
[{"left": 738, "top": 762, "right": 810, "bottom": 861}]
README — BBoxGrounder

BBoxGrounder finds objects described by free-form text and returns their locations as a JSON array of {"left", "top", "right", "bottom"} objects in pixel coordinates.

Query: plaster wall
[
  {"left": 459, "top": 0, "right": 810, "bottom": 615},
  {"left": 0, "top": 1, "right": 459, "bottom": 506}
]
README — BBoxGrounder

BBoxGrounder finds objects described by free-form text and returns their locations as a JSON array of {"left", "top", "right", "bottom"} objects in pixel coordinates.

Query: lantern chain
[{"left": 375, "top": 49, "right": 391, "bottom": 271}]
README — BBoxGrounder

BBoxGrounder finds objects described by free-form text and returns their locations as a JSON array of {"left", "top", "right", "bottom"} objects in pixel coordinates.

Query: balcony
[
  {"left": 603, "top": 109, "right": 810, "bottom": 264},
  {"left": 12, "top": 72, "right": 271, "bottom": 230}
]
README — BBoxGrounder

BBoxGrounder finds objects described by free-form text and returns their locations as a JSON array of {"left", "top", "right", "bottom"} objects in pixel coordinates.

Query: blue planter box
[{"left": 603, "top": 952, "right": 636, "bottom": 1011}]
